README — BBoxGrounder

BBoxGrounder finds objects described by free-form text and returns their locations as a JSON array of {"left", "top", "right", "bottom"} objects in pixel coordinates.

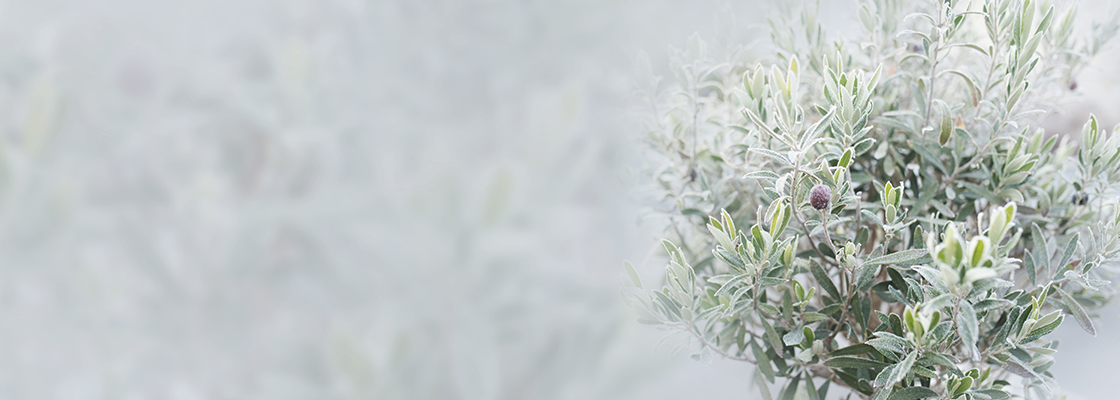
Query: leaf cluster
[{"left": 625, "top": 0, "right": 1120, "bottom": 399}]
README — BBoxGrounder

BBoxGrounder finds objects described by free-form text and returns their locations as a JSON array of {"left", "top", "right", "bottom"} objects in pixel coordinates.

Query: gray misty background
[{"left": 0, "top": 0, "right": 1115, "bottom": 399}]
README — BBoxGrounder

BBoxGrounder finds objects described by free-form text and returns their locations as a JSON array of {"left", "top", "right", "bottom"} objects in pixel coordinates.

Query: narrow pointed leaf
[
  {"left": 885, "top": 350, "right": 917, "bottom": 387},
  {"left": 1055, "top": 286, "right": 1096, "bottom": 336},
  {"left": 864, "top": 249, "right": 929, "bottom": 267},
  {"left": 957, "top": 301, "right": 979, "bottom": 359},
  {"left": 1031, "top": 223, "right": 1049, "bottom": 276},
  {"left": 888, "top": 386, "right": 938, "bottom": 400},
  {"left": 1055, "top": 233, "right": 1079, "bottom": 280},
  {"left": 824, "top": 356, "right": 890, "bottom": 369},
  {"left": 811, "top": 262, "right": 842, "bottom": 300}
]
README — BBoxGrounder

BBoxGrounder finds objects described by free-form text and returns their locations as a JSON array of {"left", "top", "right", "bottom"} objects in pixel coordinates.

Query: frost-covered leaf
[
  {"left": 957, "top": 302, "right": 979, "bottom": 360},
  {"left": 1055, "top": 287, "right": 1096, "bottom": 336},
  {"left": 824, "top": 356, "right": 889, "bottom": 369},
  {"left": 888, "top": 386, "right": 938, "bottom": 400},
  {"left": 864, "top": 249, "right": 929, "bottom": 267}
]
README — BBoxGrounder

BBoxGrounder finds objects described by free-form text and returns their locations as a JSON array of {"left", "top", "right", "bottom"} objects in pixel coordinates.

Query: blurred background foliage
[{"left": 0, "top": 0, "right": 1115, "bottom": 399}]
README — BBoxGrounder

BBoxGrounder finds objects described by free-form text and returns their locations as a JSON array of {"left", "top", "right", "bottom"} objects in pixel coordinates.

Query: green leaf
[
  {"left": 1024, "top": 248, "right": 1036, "bottom": 285},
  {"left": 743, "top": 107, "right": 780, "bottom": 140},
  {"left": 1021, "top": 315, "right": 1063, "bottom": 342},
  {"left": 758, "top": 302, "right": 780, "bottom": 316},
  {"left": 895, "top": 254, "right": 932, "bottom": 267},
  {"left": 858, "top": 296, "right": 873, "bottom": 331},
  {"left": 811, "top": 262, "right": 842, "bottom": 300},
  {"left": 751, "top": 148, "right": 794, "bottom": 166},
  {"left": 1055, "top": 233, "right": 1079, "bottom": 280},
  {"left": 868, "top": 332, "right": 909, "bottom": 355},
  {"left": 839, "top": 148, "right": 853, "bottom": 168},
  {"left": 889, "top": 313, "right": 904, "bottom": 335},
  {"left": 872, "top": 385, "right": 893, "bottom": 400},
  {"left": 923, "top": 293, "right": 954, "bottom": 312},
  {"left": 745, "top": 170, "right": 782, "bottom": 180},
  {"left": 911, "top": 366, "right": 937, "bottom": 379},
  {"left": 910, "top": 143, "right": 948, "bottom": 175},
  {"left": 829, "top": 343, "right": 876, "bottom": 356},
  {"left": 804, "top": 373, "right": 820, "bottom": 400},
  {"left": 939, "top": 102, "right": 953, "bottom": 146},
  {"left": 681, "top": 208, "right": 708, "bottom": 217},
  {"left": 957, "top": 301, "right": 979, "bottom": 360},
  {"left": 707, "top": 222, "right": 734, "bottom": 250},
  {"left": 771, "top": 203, "right": 790, "bottom": 236},
  {"left": 943, "top": 69, "right": 981, "bottom": 100},
  {"left": 1031, "top": 223, "right": 1049, "bottom": 277},
  {"left": 854, "top": 137, "right": 876, "bottom": 156},
  {"left": 624, "top": 261, "right": 642, "bottom": 288},
  {"left": 802, "top": 311, "right": 829, "bottom": 322},
  {"left": 780, "top": 373, "right": 801, "bottom": 400},
  {"left": 761, "top": 316, "right": 785, "bottom": 350},
  {"left": 760, "top": 277, "right": 786, "bottom": 287},
  {"left": 1002, "top": 357, "right": 1040, "bottom": 379},
  {"left": 1055, "top": 286, "right": 1096, "bottom": 336},
  {"left": 975, "top": 389, "right": 1011, "bottom": 400},
  {"left": 888, "top": 386, "right": 938, "bottom": 400},
  {"left": 801, "top": 106, "right": 837, "bottom": 149},
  {"left": 875, "top": 116, "right": 918, "bottom": 135},
  {"left": 1036, "top": 6, "right": 1055, "bottom": 35},
  {"left": 752, "top": 341, "right": 776, "bottom": 383},
  {"left": 951, "top": 376, "right": 973, "bottom": 397},
  {"left": 782, "top": 290, "right": 793, "bottom": 320},
  {"left": 820, "top": 303, "right": 843, "bottom": 316},
  {"left": 918, "top": 352, "right": 955, "bottom": 368},
  {"left": 960, "top": 181, "right": 1000, "bottom": 203},
  {"left": 856, "top": 263, "right": 880, "bottom": 291},
  {"left": 756, "top": 368, "right": 773, "bottom": 400},
  {"left": 973, "top": 298, "right": 1014, "bottom": 312},
  {"left": 783, "top": 327, "right": 805, "bottom": 346},
  {"left": 715, "top": 274, "right": 752, "bottom": 297},
  {"left": 824, "top": 356, "right": 890, "bottom": 369},
  {"left": 884, "top": 350, "right": 917, "bottom": 387},
  {"left": 864, "top": 249, "right": 929, "bottom": 267}
]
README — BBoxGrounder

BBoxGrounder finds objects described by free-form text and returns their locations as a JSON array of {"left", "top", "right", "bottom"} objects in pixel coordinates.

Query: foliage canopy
[{"left": 625, "top": 0, "right": 1120, "bottom": 398}]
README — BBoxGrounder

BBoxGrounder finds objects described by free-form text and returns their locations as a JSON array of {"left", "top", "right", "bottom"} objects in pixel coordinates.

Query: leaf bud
[
  {"left": 811, "top": 339, "right": 824, "bottom": 355},
  {"left": 936, "top": 223, "right": 964, "bottom": 268}
]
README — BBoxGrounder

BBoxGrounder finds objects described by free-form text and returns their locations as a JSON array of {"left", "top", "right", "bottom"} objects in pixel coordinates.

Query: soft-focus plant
[{"left": 624, "top": 0, "right": 1120, "bottom": 398}]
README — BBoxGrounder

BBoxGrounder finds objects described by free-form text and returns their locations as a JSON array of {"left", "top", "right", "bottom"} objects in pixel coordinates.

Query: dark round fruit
[
  {"left": 1071, "top": 193, "right": 1090, "bottom": 205},
  {"left": 810, "top": 184, "right": 831, "bottom": 210}
]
